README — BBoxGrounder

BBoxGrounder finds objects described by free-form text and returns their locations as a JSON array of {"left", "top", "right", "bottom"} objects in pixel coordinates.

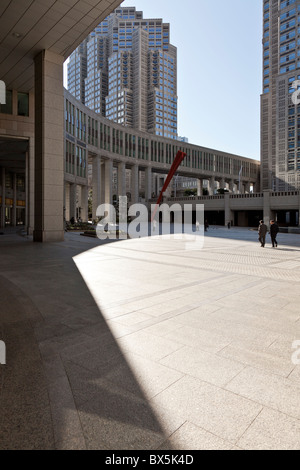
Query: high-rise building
[
  {"left": 261, "top": 0, "right": 300, "bottom": 191},
  {"left": 67, "top": 6, "right": 178, "bottom": 139},
  {"left": 178, "top": 136, "right": 189, "bottom": 143},
  {"left": 68, "top": 40, "right": 88, "bottom": 105}
]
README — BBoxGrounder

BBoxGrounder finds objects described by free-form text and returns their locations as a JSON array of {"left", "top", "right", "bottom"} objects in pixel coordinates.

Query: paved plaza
[{"left": 1, "top": 227, "right": 300, "bottom": 450}]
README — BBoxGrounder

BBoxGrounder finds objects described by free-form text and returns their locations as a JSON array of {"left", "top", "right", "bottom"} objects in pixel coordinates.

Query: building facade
[
  {"left": 67, "top": 6, "right": 178, "bottom": 140},
  {"left": 64, "top": 89, "right": 260, "bottom": 223},
  {"left": 4, "top": 83, "right": 299, "bottom": 233},
  {"left": 261, "top": 0, "right": 300, "bottom": 192},
  {"left": 67, "top": 40, "right": 88, "bottom": 105}
]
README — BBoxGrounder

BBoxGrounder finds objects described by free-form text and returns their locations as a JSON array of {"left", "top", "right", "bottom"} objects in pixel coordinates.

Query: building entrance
[{"left": 0, "top": 137, "right": 28, "bottom": 231}]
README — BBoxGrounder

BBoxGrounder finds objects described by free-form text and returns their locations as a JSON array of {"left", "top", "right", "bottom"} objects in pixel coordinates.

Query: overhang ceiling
[{"left": 0, "top": 0, "right": 122, "bottom": 92}]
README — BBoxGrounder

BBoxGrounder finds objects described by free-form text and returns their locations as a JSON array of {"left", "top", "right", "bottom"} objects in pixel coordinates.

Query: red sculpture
[{"left": 151, "top": 150, "right": 187, "bottom": 221}]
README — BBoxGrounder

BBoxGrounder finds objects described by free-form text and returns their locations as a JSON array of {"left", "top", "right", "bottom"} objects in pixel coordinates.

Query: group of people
[{"left": 258, "top": 220, "right": 279, "bottom": 248}]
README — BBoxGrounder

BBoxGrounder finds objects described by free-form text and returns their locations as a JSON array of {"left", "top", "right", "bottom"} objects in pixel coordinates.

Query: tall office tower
[
  {"left": 68, "top": 40, "right": 88, "bottom": 104},
  {"left": 261, "top": 0, "right": 300, "bottom": 191},
  {"left": 85, "top": 34, "right": 108, "bottom": 115},
  {"left": 67, "top": 7, "right": 178, "bottom": 139},
  {"left": 106, "top": 50, "right": 134, "bottom": 127}
]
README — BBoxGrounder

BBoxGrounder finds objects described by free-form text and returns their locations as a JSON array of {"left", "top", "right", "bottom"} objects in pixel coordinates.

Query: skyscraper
[
  {"left": 261, "top": 0, "right": 300, "bottom": 191},
  {"left": 68, "top": 6, "right": 178, "bottom": 140},
  {"left": 68, "top": 40, "right": 88, "bottom": 105}
]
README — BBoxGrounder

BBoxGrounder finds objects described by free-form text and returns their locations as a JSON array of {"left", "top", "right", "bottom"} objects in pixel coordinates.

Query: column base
[{"left": 33, "top": 230, "right": 64, "bottom": 243}]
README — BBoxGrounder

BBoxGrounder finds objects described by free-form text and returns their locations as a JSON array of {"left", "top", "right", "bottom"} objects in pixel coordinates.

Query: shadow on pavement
[{"left": 0, "top": 236, "right": 169, "bottom": 450}]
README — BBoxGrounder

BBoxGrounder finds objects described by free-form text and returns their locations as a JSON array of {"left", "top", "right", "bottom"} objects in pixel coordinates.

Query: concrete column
[
  {"left": 239, "top": 181, "right": 245, "bottom": 194},
  {"left": 69, "top": 184, "right": 77, "bottom": 221},
  {"left": 263, "top": 190, "right": 275, "bottom": 226},
  {"left": 34, "top": 50, "right": 64, "bottom": 242},
  {"left": 64, "top": 183, "right": 70, "bottom": 222},
  {"left": 25, "top": 151, "right": 29, "bottom": 231},
  {"left": 12, "top": 173, "right": 17, "bottom": 227},
  {"left": 145, "top": 167, "right": 152, "bottom": 201},
  {"left": 118, "top": 162, "right": 126, "bottom": 198},
  {"left": 131, "top": 164, "right": 139, "bottom": 204},
  {"left": 1, "top": 167, "right": 5, "bottom": 229},
  {"left": 225, "top": 193, "right": 234, "bottom": 227},
  {"left": 229, "top": 180, "right": 235, "bottom": 193},
  {"left": 63, "top": 178, "right": 66, "bottom": 227},
  {"left": 254, "top": 180, "right": 261, "bottom": 194},
  {"left": 81, "top": 186, "right": 88, "bottom": 222},
  {"left": 197, "top": 179, "right": 203, "bottom": 197},
  {"left": 208, "top": 176, "right": 215, "bottom": 196},
  {"left": 28, "top": 138, "right": 35, "bottom": 235},
  {"left": 92, "top": 155, "right": 101, "bottom": 220},
  {"left": 100, "top": 161, "right": 105, "bottom": 204},
  {"left": 153, "top": 172, "right": 158, "bottom": 198},
  {"left": 245, "top": 182, "right": 251, "bottom": 194},
  {"left": 104, "top": 159, "right": 113, "bottom": 206}
]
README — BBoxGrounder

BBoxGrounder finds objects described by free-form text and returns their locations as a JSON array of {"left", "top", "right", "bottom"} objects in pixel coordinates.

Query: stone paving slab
[{"left": 1, "top": 228, "right": 300, "bottom": 449}]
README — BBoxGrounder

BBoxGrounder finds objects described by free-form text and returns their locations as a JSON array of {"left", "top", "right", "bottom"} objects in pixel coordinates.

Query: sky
[{"left": 64, "top": 0, "right": 262, "bottom": 160}]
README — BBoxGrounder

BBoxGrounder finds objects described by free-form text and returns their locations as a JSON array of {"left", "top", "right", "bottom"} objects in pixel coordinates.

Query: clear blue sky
[{"left": 64, "top": 0, "right": 262, "bottom": 160}]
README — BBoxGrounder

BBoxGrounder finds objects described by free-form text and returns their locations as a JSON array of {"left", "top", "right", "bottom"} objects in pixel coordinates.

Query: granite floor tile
[
  {"left": 160, "top": 346, "right": 245, "bottom": 387},
  {"left": 226, "top": 366, "right": 300, "bottom": 419},
  {"left": 116, "top": 330, "right": 184, "bottom": 362},
  {"left": 158, "top": 421, "right": 238, "bottom": 450},
  {"left": 237, "top": 408, "right": 300, "bottom": 450},
  {"left": 151, "top": 376, "right": 263, "bottom": 442},
  {"left": 218, "top": 343, "right": 295, "bottom": 377}
]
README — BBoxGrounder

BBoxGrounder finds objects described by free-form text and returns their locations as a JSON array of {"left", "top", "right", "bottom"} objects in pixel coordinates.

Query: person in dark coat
[
  {"left": 270, "top": 220, "right": 279, "bottom": 248},
  {"left": 258, "top": 220, "right": 268, "bottom": 247}
]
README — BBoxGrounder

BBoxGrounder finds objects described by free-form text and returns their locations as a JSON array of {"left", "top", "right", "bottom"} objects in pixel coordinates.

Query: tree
[
  {"left": 217, "top": 188, "right": 229, "bottom": 195},
  {"left": 184, "top": 188, "right": 197, "bottom": 197}
]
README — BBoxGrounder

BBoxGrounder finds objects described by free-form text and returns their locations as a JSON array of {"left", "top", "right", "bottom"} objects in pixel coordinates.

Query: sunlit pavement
[{"left": 1, "top": 227, "right": 300, "bottom": 450}]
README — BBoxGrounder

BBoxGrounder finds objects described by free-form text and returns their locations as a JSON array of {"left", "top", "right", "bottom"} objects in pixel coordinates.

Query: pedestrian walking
[
  {"left": 258, "top": 220, "right": 268, "bottom": 247},
  {"left": 227, "top": 221, "right": 231, "bottom": 229},
  {"left": 204, "top": 220, "right": 209, "bottom": 232},
  {"left": 196, "top": 220, "right": 200, "bottom": 231},
  {"left": 270, "top": 220, "right": 279, "bottom": 248}
]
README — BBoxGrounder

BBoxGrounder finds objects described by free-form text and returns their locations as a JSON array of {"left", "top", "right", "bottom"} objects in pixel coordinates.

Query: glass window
[
  {"left": 18, "top": 92, "right": 29, "bottom": 116},
  {"left": 17, "top": 175, "right": 25, "bottom": 192},
  {"left": 5, "top": 172, "right": 13, "bottom": 189},
  {"left": 0, "top": 89, "right": 12, "bottom": 114}
]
